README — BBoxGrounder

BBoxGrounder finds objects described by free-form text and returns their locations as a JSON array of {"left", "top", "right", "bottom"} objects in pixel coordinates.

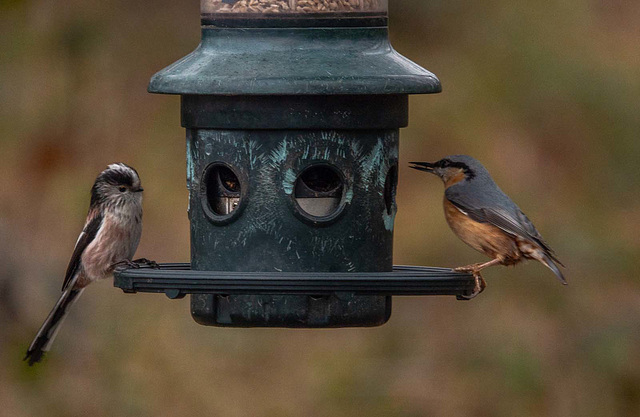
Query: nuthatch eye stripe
[
  {"left": 410, "top": 154, "right": 565, "bottom": 298},
  {"left": 410, "top": 160, "right": 476, "bottom": 179}
]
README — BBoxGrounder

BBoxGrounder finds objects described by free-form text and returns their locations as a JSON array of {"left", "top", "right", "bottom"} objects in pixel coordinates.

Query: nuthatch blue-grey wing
[{"left": 410, "top": 155, "right": 566, "bottom": 288}]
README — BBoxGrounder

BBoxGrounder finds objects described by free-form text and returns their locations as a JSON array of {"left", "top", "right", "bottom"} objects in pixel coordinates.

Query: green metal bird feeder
[{"left": 114, "top": 0, "right": 475, "bottom": 327}]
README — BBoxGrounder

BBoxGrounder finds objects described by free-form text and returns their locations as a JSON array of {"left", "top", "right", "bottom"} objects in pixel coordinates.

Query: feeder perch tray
[{"left": 114, "top": 263, "right": 476, "bottom": 300}]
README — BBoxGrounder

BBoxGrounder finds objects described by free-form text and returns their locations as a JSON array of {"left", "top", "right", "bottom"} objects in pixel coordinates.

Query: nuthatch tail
[
  {"left": 25, "top": 163, "right": 144, "bottom": 365},
  {"left": 410, "top": 155, "right": 565, "bottom": 298}
]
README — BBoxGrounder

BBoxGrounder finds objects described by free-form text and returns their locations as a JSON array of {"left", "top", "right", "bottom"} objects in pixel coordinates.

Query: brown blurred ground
[{"left": 1, "top": 0, "right": 639, "bottom": 416}]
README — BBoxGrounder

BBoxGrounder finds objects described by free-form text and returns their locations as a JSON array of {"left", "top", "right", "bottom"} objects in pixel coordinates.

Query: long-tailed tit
[{"left": 25, "top": 163, "right": 143, "bottom": 365}]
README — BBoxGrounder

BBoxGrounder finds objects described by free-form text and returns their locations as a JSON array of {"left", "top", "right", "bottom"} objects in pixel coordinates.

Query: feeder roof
[{"left": 148, "top": 27, "right": 441, "bottom": 96}]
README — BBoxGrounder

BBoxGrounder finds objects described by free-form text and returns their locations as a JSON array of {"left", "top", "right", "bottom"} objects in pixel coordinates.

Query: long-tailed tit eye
[{"left": 118, "top": 186, "right": 126, "bottom": 192}]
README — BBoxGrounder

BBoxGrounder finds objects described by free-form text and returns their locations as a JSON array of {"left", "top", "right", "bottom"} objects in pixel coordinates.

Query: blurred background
[{"left": 1, "top": 0, "right": 639, "bottom": 415}]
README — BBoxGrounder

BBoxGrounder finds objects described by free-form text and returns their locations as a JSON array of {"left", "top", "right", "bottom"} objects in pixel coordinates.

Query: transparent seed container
[{"left": 201, "top": 0, "right": 387, "bottom": 17}]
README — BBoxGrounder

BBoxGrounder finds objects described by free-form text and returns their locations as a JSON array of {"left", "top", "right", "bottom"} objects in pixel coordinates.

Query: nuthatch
[
  {"left": 25, "top": 163, "right": 144, "bottom": 365},
  {"left": 410, "top": 155, "right": 565, "bottom": 298}
]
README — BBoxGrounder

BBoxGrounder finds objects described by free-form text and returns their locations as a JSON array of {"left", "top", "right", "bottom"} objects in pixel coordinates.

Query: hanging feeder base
[{"left": 114, "top": 264, "right": 476, "bottom": 327}]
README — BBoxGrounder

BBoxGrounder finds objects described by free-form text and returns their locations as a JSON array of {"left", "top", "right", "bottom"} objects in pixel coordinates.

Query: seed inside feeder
[{"left": 201, "top": 0, "right": 385, "bottom": 14}]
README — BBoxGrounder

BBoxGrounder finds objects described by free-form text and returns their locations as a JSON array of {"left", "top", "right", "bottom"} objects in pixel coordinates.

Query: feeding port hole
[
  {"left": 383, "top": 164, "right": 397, "bottom": 215},
  {"left": 204, "top": 163, "right": 241, "bottom": 216},
  {"left": 294, "top": 164, "right": 344, "bottom": 219}
]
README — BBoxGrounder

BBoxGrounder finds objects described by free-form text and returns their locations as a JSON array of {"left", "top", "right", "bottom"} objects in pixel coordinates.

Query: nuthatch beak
[{"left": 409, "top": 161, "right": 450, "bottom": 178}]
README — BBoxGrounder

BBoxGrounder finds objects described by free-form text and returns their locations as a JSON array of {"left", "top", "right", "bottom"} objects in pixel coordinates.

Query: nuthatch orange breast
[{"left": 410, "top": 155, "right": 566, "bottom": 298}]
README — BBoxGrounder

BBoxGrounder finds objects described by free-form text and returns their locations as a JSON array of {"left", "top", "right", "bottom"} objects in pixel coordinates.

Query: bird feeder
[{"left": 114, "top": 0, "right": 475, "bottom": 327}]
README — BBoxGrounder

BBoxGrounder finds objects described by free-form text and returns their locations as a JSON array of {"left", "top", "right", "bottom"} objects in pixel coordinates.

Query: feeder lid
[{"left": 148, "top": 27, "right": 441, "bottom": 96}]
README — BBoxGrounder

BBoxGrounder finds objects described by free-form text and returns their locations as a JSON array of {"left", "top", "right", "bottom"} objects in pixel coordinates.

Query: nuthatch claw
[
  {"left": 456, "top": 270, "right": 486, "bottom": 300},
  {"left": 411, "top": 155, "right": 566, "bottom": 296}
]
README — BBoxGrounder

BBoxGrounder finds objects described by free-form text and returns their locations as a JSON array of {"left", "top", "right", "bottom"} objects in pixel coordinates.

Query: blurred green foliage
[{"left": 1, "top": 0, "right": 639, "bottom": 416}]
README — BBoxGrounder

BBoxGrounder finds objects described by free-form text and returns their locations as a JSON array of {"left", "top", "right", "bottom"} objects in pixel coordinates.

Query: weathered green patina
[{"left": 113, "top": 7, "right": 476, "bottom": 327}]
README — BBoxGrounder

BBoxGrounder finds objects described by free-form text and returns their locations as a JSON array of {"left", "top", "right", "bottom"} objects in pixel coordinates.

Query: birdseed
[{"left": 202, "top": 0, "right": 383, "bottom": 14}]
